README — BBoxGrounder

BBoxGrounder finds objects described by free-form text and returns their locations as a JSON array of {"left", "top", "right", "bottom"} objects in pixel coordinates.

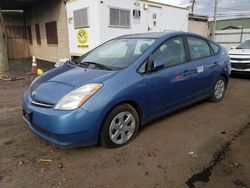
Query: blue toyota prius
[{"left": 23, "top": 32, "right": 231, "bottom": 148}]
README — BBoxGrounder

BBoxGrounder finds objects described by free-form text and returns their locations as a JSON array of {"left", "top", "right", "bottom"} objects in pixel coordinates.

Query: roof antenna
[{"left": 179, "top": 15, "right": 188, "bottom": 32}]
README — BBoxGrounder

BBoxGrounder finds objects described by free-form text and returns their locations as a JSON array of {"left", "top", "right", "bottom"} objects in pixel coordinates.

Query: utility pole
[
  {"left": 212, "top": 0, "right": 218, "bottom": 41},
  {"left": 191, "top": 0, "right": 196, "bottom": 14}
]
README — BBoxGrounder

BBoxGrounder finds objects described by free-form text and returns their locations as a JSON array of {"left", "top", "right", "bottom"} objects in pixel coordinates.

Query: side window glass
[
  {"left": 187, "top": 37, "right": 211, "bottom": 60},
  {"left": 134, "top": 39, "right": 155, "bottom": 55},
  {"left": 209, "top": 41, "right": 220, "bottom": 54},
  {"left": 138, "top": 59, "right": 148, "bottom": 73},
  {"left": 151, "top": 37, "right": 186, "bottom": 67}
]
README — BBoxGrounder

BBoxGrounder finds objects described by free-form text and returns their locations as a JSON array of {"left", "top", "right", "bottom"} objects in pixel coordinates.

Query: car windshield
[
  {"left": 77, "top": 38, "right": 156, "bottom": 70},
  {"left": 236, "top": 40, "right": 250, "bottom": 49}
]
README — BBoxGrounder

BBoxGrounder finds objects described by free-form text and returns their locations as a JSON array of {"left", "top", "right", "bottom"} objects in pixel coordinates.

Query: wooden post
[{"left": 0, "top": 7, "right": 9, "bottom": 73}]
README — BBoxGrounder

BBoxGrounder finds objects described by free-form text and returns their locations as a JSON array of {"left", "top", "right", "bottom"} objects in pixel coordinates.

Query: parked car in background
[
  {"left": 229, "top": 39, "right": 250, "bottom": 74},
  {"left": 22, "top": 32, "right": 230, "bottom": 148}
]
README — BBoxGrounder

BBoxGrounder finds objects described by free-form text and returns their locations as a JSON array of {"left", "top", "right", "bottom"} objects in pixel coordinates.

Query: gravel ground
[{"left": 0, "top": 60, "right": 250, "bottom": 188}]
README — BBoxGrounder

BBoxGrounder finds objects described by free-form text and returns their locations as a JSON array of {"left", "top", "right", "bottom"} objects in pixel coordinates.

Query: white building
[
  {"left": 1, "top": 0, "right": 188, "bottom": 62},
  {"left": 66, "top": 0, "right": 189, "bottom": 57}
]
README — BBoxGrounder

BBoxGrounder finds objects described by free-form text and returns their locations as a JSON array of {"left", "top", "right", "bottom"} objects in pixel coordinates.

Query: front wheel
[
  {"left": 210, "top": 76, "right": 227, "bottom": 103},
  {"left": 100, "top": 104, "right": 139, "bottom": 148}
]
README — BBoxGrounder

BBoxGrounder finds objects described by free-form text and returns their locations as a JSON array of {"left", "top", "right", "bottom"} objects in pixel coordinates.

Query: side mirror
[{"left": 152, "top": 59, "right": 165, "bottom": 71}]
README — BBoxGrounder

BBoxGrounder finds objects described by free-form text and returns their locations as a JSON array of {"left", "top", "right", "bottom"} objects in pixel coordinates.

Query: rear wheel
[
  {"left": 210, "top": 76, "right": 226, "bottom": 103},
  {"left": 100, "top": 104, "right": 139, "bottom": 148}
]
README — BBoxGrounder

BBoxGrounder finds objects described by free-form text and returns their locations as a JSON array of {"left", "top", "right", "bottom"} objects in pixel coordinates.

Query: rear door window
[
  {"left": 151, "top": 37, "right": 186, "bottom": 68},
  {"left": 187, "top": 37, "right": 211, "bottom": 60}
]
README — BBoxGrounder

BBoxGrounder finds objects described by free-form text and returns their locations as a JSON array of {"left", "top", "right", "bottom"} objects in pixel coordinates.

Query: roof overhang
[
  {"left": 0, "top": 0, "right": 57, "bottom": 10},
  {"left": 189, "top": 14, "right": 208, "bottom": 22},
  {"left": 140, "top": 0, "right": 188, "bottom": 10}
]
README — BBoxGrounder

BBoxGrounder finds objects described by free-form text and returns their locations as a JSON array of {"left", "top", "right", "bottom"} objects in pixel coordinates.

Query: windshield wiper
[
  {"left": 69, "top": 58, "right": 80, "bottom": 65},
  {"left": 80, "top": 61, "right": 112, "bottom": 70}
]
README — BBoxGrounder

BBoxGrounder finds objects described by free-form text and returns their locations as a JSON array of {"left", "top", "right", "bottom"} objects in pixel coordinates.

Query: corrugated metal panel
[{"left": 2, "top": 11, "right": 27, "bottom": 39}]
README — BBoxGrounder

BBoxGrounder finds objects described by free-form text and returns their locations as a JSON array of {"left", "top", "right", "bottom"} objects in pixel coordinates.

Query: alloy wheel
[
  {"left": 214, "top": 79, "right": 225, "bottom": 100},
  {"left": 109, "top": 111, "right": 136, "bottom": 144}
]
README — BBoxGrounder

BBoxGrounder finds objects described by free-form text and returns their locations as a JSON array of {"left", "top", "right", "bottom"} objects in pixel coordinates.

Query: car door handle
[
  {"left": 210, "top": 62, "right": 218, "bottom": 68},
  {"left": 182, "top": 70, "right": 191, "bottom": 77}
]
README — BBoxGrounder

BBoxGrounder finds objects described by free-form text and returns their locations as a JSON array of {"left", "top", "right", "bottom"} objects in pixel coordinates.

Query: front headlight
[{"left": 54, "top": 83, "right": 103, "bottom": 110}]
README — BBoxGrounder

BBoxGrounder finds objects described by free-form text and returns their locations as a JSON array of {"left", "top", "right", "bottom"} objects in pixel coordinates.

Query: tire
[
  {"left": 100, "top": 104, "right": 139, "bottom": 148},
  {"left": 210, "top": 76, "right": 227, "bottom": 103}
]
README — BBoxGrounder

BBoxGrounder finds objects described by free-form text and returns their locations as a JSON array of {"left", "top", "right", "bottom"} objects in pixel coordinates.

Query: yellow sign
[
  {"left": 77, "top": 29, "right": 88, "bottom": 44},
  {"left": 66, "top": 0, "right": 76, "bottom": 3},
  {"left": 77, "top": 45, "right": 89, "bottom": 48}
]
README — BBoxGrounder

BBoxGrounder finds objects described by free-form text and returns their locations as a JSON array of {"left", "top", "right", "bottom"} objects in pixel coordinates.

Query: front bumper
[
  {"left": 230, "top": 55, "right": 250, "bottom": 73},
  {"left": 231, "top": 67, "right": 250, "bottom": 74},
  {"left": 22, "top": 91, "right": 102, "bottom": 147}
]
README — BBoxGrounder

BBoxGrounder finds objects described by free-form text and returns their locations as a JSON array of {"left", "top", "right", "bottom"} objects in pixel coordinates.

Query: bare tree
[{"left": 0, "top": 7, "right": 9, "bottom": 73}]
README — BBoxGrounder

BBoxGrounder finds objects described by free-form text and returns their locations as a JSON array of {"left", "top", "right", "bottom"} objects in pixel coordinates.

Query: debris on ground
[
  {"left": 188, "top": 151, "right": 194, "bottom": 155},
  {"left": 188, "top": 151, "right": 198, "bottom": 158},
  {"left": 58, "top": 162, "right": 64, "bottom": 169},
  {"left": 18, "top": 161, "right": 23, "bottom": 166},
  {"left": 231, "top": 162, "right": 240, "bottom": 167},
  {"left": 38, "top": 159, "right": 53, "bottom": 163},
  {"left": 0, "top": 74, "right": 25, "bottom": 81}
]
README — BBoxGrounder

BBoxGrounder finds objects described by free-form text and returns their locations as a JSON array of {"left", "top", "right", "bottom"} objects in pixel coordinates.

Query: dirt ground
[{"left": 0, "top": 59, "right": 250, "bottom": 188}]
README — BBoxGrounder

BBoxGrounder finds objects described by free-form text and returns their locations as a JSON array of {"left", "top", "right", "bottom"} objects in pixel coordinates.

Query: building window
[
  {"left": 110, "top": 8, "right": 130, "bottom": 28},
  {"left": 45, "top": 21, "right": 58, "bottom": 44},
  {"left": 27, "top": 25, "right": 32, "bottom": 44},
  {"left": 35, "top": 24, "right": 41, "bottom": 45},
  {"left": 74, "top": 8, "right": 89, "bottom": 29}
]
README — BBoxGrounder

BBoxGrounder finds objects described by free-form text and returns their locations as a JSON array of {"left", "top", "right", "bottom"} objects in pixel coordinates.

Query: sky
[{"left": 153, "top": 0, "right": 250, "bottom": 17}]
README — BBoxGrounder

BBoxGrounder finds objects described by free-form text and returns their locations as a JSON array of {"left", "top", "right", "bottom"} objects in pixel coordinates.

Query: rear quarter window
[{"left": 209, "top": 41, "right": 220, "bottom": 54}]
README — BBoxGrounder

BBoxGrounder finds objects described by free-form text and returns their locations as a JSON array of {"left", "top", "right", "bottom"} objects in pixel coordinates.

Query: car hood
[
  {"left": 30, "top": 63, "right": 116, "bottom": 104},
  {"left": 229, "top": 48, "right": 250, "bottom": 55}
]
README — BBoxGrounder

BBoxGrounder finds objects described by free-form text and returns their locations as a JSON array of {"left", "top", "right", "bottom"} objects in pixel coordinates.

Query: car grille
[
  {"left": 30, "top": 98, "right": 53, "bottom": 108},
  {"left": 230, "top": 58, "right": 250, "bottom": 61},
  {"left": 231, "top": 63, "right": 250, "bottom": 69}
]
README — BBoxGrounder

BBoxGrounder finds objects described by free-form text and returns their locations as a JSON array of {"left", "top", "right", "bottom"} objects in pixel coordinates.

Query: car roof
[
  {"left": 119, "top": 32, "right": 173, "bottom": 39},
  {"left": 118, "top": 31, "right": 205, "bottom": 39}
]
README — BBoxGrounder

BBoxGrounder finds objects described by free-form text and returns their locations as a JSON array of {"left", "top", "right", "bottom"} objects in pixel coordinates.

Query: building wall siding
[
  {"left": 25, "top": 0, "right": 69, "bottom": 62},
  {"left": 188, "top": 20, "right": 209, "bottom": 37}
]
